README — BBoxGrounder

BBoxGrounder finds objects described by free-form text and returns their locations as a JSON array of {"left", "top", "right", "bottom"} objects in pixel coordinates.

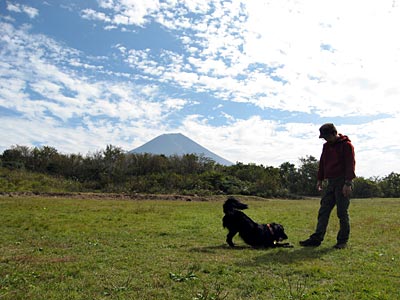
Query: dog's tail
[{"left": 223, "top": 196, "right": 248, "bottom": 214}]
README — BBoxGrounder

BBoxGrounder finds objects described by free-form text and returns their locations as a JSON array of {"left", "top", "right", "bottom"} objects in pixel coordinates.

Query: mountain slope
[{"left": 130, "top": 133, "right": 233, "bottom": 165}]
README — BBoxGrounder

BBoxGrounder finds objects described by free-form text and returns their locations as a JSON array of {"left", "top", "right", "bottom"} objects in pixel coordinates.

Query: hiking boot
[
  {"left": 333, "top": 243, "right": 347, "bottom": 249},
  {"left": 299, "top": 238, "right": 321, "bottom": 247}
]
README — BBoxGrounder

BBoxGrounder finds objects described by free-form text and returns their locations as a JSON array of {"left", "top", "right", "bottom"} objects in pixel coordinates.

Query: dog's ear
[
  {"left": 270, "top": 222, "right": 278, "bottom": 230},
  {"left": 272, "top": 223, "right": 284, "bottom": 232}
]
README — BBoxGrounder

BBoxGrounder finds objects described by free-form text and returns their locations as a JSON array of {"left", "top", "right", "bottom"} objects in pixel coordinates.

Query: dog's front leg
[
  {"left": 226, "top": 231, "right": 236, "bottom": 247},
  {"left": 275, "top": 242, "right": 293, "bottom": 248}
]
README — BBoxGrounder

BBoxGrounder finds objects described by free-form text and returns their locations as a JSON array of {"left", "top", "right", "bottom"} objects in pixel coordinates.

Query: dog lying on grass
[{"left": 222, "top": 197, "right": 292, "bottom": 248}]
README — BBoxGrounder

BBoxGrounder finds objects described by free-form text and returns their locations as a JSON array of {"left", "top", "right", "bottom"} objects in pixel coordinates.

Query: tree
[
  {"left": 297, "top": 156, "right": 319, "bottom": 196},
  {"left": 352, "top": 177, "right": 381, "bottom": 198},
  {"left": 379, "top": 172, "right": 400, "bottom": 197},
  {"left": 31, "top": 146, "right": 60, "bottom": 173},
  {"left": 279, "top": 162, "right": 301, "bottom": 195},
  {"left": 1, "top": 148, "right": 25, "bottom": 169},
  {"left": 100, "top": 145, "right": 126, "bottom": 188},
  {"left": 2, "top": 144, "right": 399, "bottom": 198},
  {"left": 250, "top": 166, "right": 281, "bottom": 197}
]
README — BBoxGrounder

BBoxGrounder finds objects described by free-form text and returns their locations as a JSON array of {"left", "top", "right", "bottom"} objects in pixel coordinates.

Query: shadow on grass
[
  {"left": 241, "top": 246, "right": 335, "bottom": 266},
  {"left": 190, "top": 244, "right": 250, "bottom": 253},
  {"left": 190, "top": 244, "right": 334, "bottom": 265}
]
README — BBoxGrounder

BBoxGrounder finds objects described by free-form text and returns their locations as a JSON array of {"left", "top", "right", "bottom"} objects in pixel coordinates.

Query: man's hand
[
  {"left": 342, "top": 184, "right": 352, "bottom": 197},
  {"left": 316, "top": 180, "right": 323, "bottom": 192}
]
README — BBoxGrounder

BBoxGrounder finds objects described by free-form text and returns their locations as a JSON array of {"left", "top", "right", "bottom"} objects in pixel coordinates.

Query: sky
[{"left": 1, "top": 0, "right": 400, "bottom": 179}]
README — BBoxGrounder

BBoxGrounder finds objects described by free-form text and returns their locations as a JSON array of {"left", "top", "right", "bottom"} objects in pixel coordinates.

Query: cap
[{"left": 319, "top": 123, "right": 337, "bottom": 138}]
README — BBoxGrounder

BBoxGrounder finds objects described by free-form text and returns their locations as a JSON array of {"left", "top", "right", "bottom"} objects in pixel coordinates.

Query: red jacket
[{"left": 317, "top": 134, "right": 356, "bottom": 181}]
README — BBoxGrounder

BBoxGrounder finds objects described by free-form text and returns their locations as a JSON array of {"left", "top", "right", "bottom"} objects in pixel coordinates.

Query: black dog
[{"left": 222, "top": 197, "right": 292, "bottom": 248}]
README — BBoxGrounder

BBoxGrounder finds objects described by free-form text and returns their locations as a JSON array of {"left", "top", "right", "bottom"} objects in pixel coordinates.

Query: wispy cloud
[
  {"left": 82, "top": 0, "right": 160, "bottom": 27},
  {"left": 1, "top": 1, "right": 400, "bottom": 177},
  {"left": 0, "top": 21, "right": 182, "bottom": 150},
  {"left": 6, "top": 2, "right": 39, "bottom": 19},
  {"left": 89, "top": 0, "right": 400, "bottom": 117}
]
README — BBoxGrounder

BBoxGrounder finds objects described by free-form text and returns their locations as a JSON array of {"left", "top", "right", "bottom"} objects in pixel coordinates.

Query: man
[{"left": 300, "top": 123, "right": 356, "bottom": 249}]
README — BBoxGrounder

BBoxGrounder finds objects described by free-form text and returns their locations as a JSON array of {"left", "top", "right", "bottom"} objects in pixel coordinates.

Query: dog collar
[{"left": 266, "top": 223, "right": 274, "bottom": 235}]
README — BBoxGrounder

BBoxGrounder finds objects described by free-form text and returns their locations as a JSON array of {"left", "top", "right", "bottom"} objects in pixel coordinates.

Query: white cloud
[
  {"left": 102, "top": 0, "right": 400, "bottom": 118},
  {"left": 2, "top": 1, "right": 400, "bottom": 178},
  {"left": 178, "top": 114, "right": 400, "bottom": 177},
  {"left": 81, "top": 9, "right": 112, "bottom": 23},
  {"left": 241, "top": 0, "right": 400, "bottom": 116},
  {"left": 179, "top": 115, "right": 318, "bottom": 166},
  {"left": 0, "top": 21, "right": 186, "bottom": 152},
  {"left": 6, "top": 3, "right": 39, "bottom": 19},
  {"left": 163, "top": 98, "right": 188, "bottom": 110},
  {"left": 82, "top": 0, "right": 160, "bottom": 27}
]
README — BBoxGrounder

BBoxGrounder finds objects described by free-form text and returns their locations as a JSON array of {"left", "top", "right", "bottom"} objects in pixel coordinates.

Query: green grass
[
  {"left": 0, "top": 196, "right": 399, "bottom": 299},
  {"left": 0, "top": 168, "right": 83, "bottom": 193}
]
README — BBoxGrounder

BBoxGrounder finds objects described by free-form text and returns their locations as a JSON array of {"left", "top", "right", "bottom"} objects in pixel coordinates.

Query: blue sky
[{"left": 1, "top": 0, "right": 400, "bottom": 178}]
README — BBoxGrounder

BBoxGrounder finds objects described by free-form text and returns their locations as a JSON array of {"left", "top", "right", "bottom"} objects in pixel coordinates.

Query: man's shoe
[
  {"left": 333, "top": 243, "right": 347, "bottom": 249},
  {"left": 299, "top": 238, "right": 321, "bottom": 247}
]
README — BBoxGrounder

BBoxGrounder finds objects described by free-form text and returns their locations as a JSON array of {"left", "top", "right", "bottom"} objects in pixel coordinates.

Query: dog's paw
[{"left": 275, "top": 242, "right": 294, "bottom": 248}]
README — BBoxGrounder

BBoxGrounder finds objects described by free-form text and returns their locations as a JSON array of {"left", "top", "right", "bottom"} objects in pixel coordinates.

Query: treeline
[{"left": 1, "top": 145, "right": 399, "bottom": 198}]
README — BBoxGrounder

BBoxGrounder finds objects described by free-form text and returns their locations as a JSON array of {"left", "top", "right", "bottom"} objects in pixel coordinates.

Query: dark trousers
[{"left": 310, "top": 177, "right": 350, "bottom": 244}]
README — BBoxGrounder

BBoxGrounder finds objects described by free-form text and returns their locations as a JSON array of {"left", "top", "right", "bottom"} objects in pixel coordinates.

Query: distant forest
[{"left": 1, "top": 145, "right": 399, "bottom": 198}]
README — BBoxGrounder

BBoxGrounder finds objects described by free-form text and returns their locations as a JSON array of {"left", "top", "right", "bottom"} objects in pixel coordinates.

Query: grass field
[{"left": 0, "top": 196, "right": 399, "bottom": 299}]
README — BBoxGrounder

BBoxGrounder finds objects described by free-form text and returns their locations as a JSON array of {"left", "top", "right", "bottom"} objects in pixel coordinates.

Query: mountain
[{"left": 130, "top": 133, "right": 233, "bottom": 166}]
